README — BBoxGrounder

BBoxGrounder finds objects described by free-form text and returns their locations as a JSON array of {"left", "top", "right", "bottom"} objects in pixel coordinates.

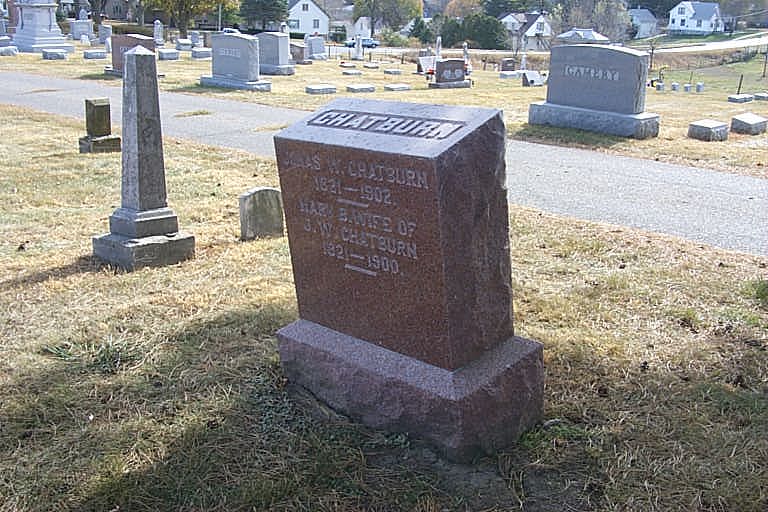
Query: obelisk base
[
  {"left": 278, "top": 319, "right": 544, "bottom": 462},
  {"left": 92, "top": 231, "right": 194, "bottom": 271}
]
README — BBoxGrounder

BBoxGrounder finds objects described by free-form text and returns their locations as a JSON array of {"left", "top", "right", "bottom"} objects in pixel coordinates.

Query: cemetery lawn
[
  {"left": 0, "top": 47, "right": 766, "bottom": 178},
  {"left": 1, "top": 104, "right": 767, "bottom": 511}
]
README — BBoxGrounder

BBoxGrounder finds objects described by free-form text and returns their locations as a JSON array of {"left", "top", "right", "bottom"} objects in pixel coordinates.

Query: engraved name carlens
[
  {"left": 308, "top": 110, "right": 465, "bottom": 140},
  {"left": 563, "top": 65, "right": 619, "bottom": 81}
]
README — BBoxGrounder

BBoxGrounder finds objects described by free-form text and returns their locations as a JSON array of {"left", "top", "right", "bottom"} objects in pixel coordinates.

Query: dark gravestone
[
  {"left": 521, "top": 70, "right": 544, "bottom": 86},
  {"left": 429, "top": 58, "right": 470, "bottom": 89},
  {"left": 529, "top": 44, "right": 659, "bottom": 139},
  {"left": 500, "top": 57, "right": 516, "bottom": 71},
  {"left": 79, "top": 97, "right": 121, "bottom": 153},
  {"left": 274, "top": 98, "right": 544, "bottom": 461},
  {"left": 93, "top": 47, "right": 194, "bottom": 270},
  {"left": 107, "top": 33, "right": 154, "bottom": 76}
]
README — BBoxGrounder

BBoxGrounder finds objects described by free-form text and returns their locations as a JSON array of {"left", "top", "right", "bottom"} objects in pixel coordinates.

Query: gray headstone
[
  {"left": 499, "top": 70, "right": 521, "bottom": 79},
  {"left": 655, "top": 82, "right": 665, "bottom": 91},
  {"left": 306, "top": 84, "right": 336, "bottom": 94},
  {"left": 79, "top": 97, "right": 121, "bottom": 153},
  {"left": 384, "top": 83, "right": 411, "bottom": 91},
  {"left": 199, "top": 33, "right": 271, "bottom": 91},
  {"left": 153, "top": 20, "right": 163, "bottom": 46},
  {"left": 683, "top": 83, "right": 691, "bottom": 92},
  {"left": 255, "top": 32, "right": 294, "bottom": 75},
  {"left": 98, "top": 24, "right": 112, "bottom": 44},
  {"left": 274, "top": 98, "right": 543, "bottom": 461},
  {"left": 189, "top": 30, "right": 202, "bottom": 47},
  {"left": 13, "top": 0, "right": 74, "bottom": 53},
  {"left": 500, "top": 58, "right": 515, "bottom": 71},
  {"left": 0, "top": 35, "right": 10, "bottom": 47},
  {"left": 353, "top": 35, "right": 363, "bottom": 60},
  {"left": 238, "top": 187, "right": 284, "bottom": 240},
  {"left": 727, "top": 93, "right": 754, "bottom": 103},
  {"left": 522, "top": 70, "right": 544, "bottom": 86},
  {"left": 346, "top": 83, "right": 375, "bottom": 93},
  {"left": 755, "top": 92, "right": 768, "bottom": 101},
  {"left": 191, "top": 47, "right": 211, "bottom": 59},
  {"left": 176, "top": 38, "right": 192, "bottom": 51},
  {"left": 0, "top": 45, "right": 18, "bottom": 56},
  {"left": 671, "top": 82, "right": 679, "bottom": 91},
  {"left": 363, "top": 62, "right": 379, "bottom": 69},
  {"left": 687, "top": 119, "right": 729, "bottom": 141},
  {"left": 70, "top": 19, "right": 94, "bottom": 41},
  {"left": 305, "top": 34, "right": 326, "bottom": 60},
  {"left": 108, "top": 34, "right": 154, "bottom": 75},
  {"left": 417, "top": 55, "right": 436, "bottom": 74},
  {"left": 429, "top": 59, "right": 470, "bottom": 89},
  {"left": 342, "top": 69, "right": 362, "bottom": 76},
  {"left": 730, "top": 112, "right": 767, "bottom": 135},
  {"left": 528, "top": 44, "right": 659, "bottom": 139},
  {"left": 158, "top": 48, "right": 179, "bottom": 60},
  {"left": 93, "top": 46, "right": 194, "bottom": 270},
  {"left": 383, "top": 68, "right": 401, "bottom": 75},
  {"left": 83, "top": 48, "right": 106, "bottom": 59},
  {"left": 42, "top": 48, "right": 67, "bottom": 59},
  {"left": 696, "top": 82, "right": 704, "bottom": 93},
  {"left": 290, "top": 41, "right": 309, "bottom": 63}
]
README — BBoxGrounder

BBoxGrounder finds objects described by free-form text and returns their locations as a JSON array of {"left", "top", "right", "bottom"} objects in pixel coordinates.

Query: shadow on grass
[
  {"left": 0, "top": 254, "right": 106, "bottom": 290},
  {"left": 78, "top": 73, "right": 121, "bottom": 82},
  {"left": 511, "top": 123, "right": 625, "bottom": 150}
]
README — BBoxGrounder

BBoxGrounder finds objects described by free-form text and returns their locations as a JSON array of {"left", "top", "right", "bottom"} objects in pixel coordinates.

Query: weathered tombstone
[
  {"left": 696, "top": 82, "right": 704, "bottom": 93},
  {"left": 731, "top": 112, "right": 767, "bottom": 135},
  {"left": 13, "top": 0, "right": 74, "bottom": 53},
  {"left": 520, "top": 53, "right": 527, "bottom": 70},
  {"left": 304, "top": 34, "right": 326, "bottom": 60},
  {"left": 655, "top": 81, "right": 665, "bottom": 91},
  {"left": 500, "top": 57, "right": 515, "bottom": 71},
  {"left": 78, "top": 7, "right": 87, "bottom": 20},
  {"left": 683, "top": 83, "right": 692, "bottom": 92},
  {"left": 416, "top": 48, "right": 432, "bottom": 73},
  {"left": 239, "top": 187, "right": 284, "bottom": 240},
  {"left": 435, "top": 35, "right": 442, "bottom": 58},
  {"left": 671, "top": 82, "right": 679, "bottom": 91},
  {"left": 106, "top": 33, "right": 154, "bottom": 76},
  {"left": 83, "top": 48, "right": 106, "bottom": 59},
  {"left": 255, "top": 32, "right": 294, "bottom": 75},
  {"left": 70, "top": 19, "right": 94, "bottom": 41},
  {"left": 429, "top": 58, "right": 470, "bottom": 89},
  {"left": 0, "top": 45, "right": 18, "bottom": 56},
  {"left": 200, "top": 33, "right": 271, "bottom": 91},
  {"left": 383, "top": 68, "right": 401, "bottom": 75},
  {"left": 342, "top": 69, "right": 361, "bottom": 76},
  {"left": 42, "top": 48, "right": 66, "bottom": 59},
  {"left": 417, "top": 55, "right": 436, "bottom": 75},
  {"left": 346, "top": 83, "right": 375, "bottom": 92},
  {"left": 153, "top": 19, "right": 164, "bottom": 46},
  {"left": 305, "top": 83, "right": 336, "bottom": 94},
  {"left": 273, "top": 98, "right": 544, "bottom": 461},
  {"left": 687, "top": 119, "right": 728, "bottom": 141},
  {"left": 79, "top": 97, "right": 121, "bottom": 153},
  {"left": 104, "top": 36, "right": 111, "bottom": 53},
  {"left": 754, "top": 92, "right": 768, "bottom": 101},
  {"left": 189, "top": 30, "right": 203, "bottom": 47},
  {"left": 290, "top": 41, "right": 310, "bottom": 64},
  {"left": 0, "top": 35, "right": 13, "bottom": 46},
  {"left": 727, "top": 93, "right": 754, "bottom": 103},
  {"left": 521, "top": 70, "right": 544, "bottom": 86},
  {"left": 384, "top": 83, "right": 411, "bottom": 91},
  {"left": 93, "top": 46, "right": 194, "bottom": 270},
  {"left": 353, "top": 35, "right": 363, "bottom": 60},
  {"left": 157, "top": 48, "right": 179, "bottom": 60},
  {"left": 462, "top": 41, "right": 470, "bottom": 70},
  {"left": 499, "top": 70, "right": 521, "bottom": 79},
  {"left": 363, "top": 62, "right": 378, "bottom": 69},
  {"left": 176, "top": 38, "right": 193, "bottom": 51},
  {"left": 191, "top": 47, "right": 211, "bottom": 59},
  {"left": 98, "top": 23, "right": 112, "bottom": 44},
  {"left": 529, "top": 44, "right": 659, "bottom": 139}
]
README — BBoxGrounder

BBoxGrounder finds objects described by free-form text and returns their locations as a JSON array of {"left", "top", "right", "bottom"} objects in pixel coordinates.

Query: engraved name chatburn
[{"left": 275, "top": 98, "right": 511, "bottom": 370}]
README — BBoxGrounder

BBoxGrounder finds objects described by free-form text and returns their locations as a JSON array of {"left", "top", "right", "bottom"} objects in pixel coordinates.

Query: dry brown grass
[
  {"left": 1, "top": 104, "right": 767, "bottom": 511},
  {"left": 0, "top": 43, "right": 766, "bottom": 177}
]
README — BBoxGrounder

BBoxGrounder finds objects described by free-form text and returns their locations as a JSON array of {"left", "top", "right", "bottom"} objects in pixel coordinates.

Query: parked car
[
  {"left": 221, "top": 27, "right": 241, "bottom": 34},
  {"left": 344, "top": 37, "right": 380, "bottom": 48}
]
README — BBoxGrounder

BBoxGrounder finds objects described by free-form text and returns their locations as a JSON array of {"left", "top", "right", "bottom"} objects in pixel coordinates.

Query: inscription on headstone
[
  {"left": 429, "top": 58, "right": 470, "bottom": 89},
  {"left": 274, "top": 98, "right": 544, "bottom": 460}
]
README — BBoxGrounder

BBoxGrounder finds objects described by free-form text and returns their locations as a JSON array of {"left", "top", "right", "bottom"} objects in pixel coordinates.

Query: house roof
[
  {"left": 288, "top": 0, "right": 330, "bottom": 18},
  {"left": 690, "top": 2, "right": 720, "bottom": 20},
  {"left": 628, "top": 8, "right": 657, "bottom": 23},
  {"left": 555, "top": 28, "right": 610, "bottom": 42}
]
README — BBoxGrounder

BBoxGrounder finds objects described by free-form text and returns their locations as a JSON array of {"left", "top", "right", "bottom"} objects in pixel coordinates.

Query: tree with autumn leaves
[{"left": 143, "top": 0, "right": 239, "bottom": 37}]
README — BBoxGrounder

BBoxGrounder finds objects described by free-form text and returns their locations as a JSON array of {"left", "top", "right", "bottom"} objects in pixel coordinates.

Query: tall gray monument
[
  {"left": 200, "top": 33, "right": 271, "bottom": 91},
  {"left": 93, "top": 46, "right": 194, "bottom": 271},
  {"left": 13, "top": 0, "right": 74, "bottom": 52},
  {"left": 255, "top": 31, "right": 294, "bottom": 75},
  {"left": 528, "top": 44, "right": 659, "bottom": 139}
]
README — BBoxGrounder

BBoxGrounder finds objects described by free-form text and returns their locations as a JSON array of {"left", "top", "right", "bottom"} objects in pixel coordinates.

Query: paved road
[{"left": 0, "top": 71, "right": 765, "bottom": 257}]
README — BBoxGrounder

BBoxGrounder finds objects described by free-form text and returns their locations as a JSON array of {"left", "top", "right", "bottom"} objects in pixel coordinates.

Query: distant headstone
[
  {"left": 153, "top": 20, "right": 164, "bottom": 46},
  {"left": 521, "top": 70, "right": 544, "bottom": 86},
  {"left": 363, "top": 62, "right": 379, "bottom": 69},
  {"left": 274, "top": 98, "right": 544, "bottom": 461},
  {"left": 304, "top": 34, "right": 326, "bottom": 60},
  {"left": 529, "top": 44, "right": 660, "bottom": 139},
  {"left": 157, "top": 48, "right": 179, "bottom": 60},
  {"left": 755, "top": 92, "right": 768, "bottom": 101},
  {"left": 384, "top": 83, "right": 410, "bottom": 91},
  {"left": 104, "top": 37, "right": 111, "bottom": 53},
  {"left": 0, "top": 45, "right": 18, "bottom": 56},
  {"left": 239, "top": 187, "right": 284, "bottom": 240},
  {"left": 290, "top": 41, "right": 311, "bottom": 64},
  {"left": 727, "top": 93, "right": 753, "bottom": 103},
  {"left": 42, "top": 48, "right": 67, "bottom": 59},
  {"left": 353, "top": 35, "right": 363, "bottom": 60},
  {"left": 199, "top": 33, "right": 271, "bottom": 91},
  {"left": 83, "top": 48, "right": 106, "bottom": 59},
  {"left": 70, "top": 19, "right": 94, "bottom": 41},
  {"left": 78, "top": 7, "right": 87, "bottom": 20},
  {"left": 499, "top": 70, "right": 521, "bottom": 79},
  {"left": 417, "top": 55, "right": 436, "bottom": 74},
  {"left": 191, "top": 47, "right": 211, "bottom": 59},
  {"left": 520, "top": 53, "right": 527, "bottom": 70},
  {"left": 176, "top": 38, "right": 192, "bottom": 51},
  {"left": 305, "top": 83, "right": 336, "bottom": 94},
  {"left": 383, "top": 68, "right": 401, "bottom": 75},
  {"left": 346, "top": 83, "right": 375, "bottom": 93},
  {"left": 500, "top": 57, "right": 515, "bottom": 71},
  {"left": 339, "top": 61, "right": 356, "bottom": 68},
  {"left": 13, "top": 0, "right": 74, "bottom": 53},
  {"left": 655, "top": 82, "right": 664, "bottom": 91},
  {"left": 683, "top": 83, "right": 691, "bottom": 92},
  {"left": 462, "top": 41, "right": 469, "bottom": 68},
  {"left": 342, "top": 69, "right": 362, "bottom": 76},
  {"left": 435, "top": 35, "right": 442, "bottom": 58},
  {"left": 256, "top": 32, "right": 294, "bottom": 75},
  {"left": 429, "top": 58, "right": 469, "bottom": 89},
  {"left": 79, "top": 34, "right": 91, "bottom": 46},
  {"left": 107, "top": 34, "right": 154, "bottom": 76},
  {"left": 416, "top": 48, "right": 432, "bottom": 73},
  {"left": 695, "top": 82, "right": 704, "bottom": 93},
  {"left": 730, "top": 112, "right": 767, "bottom": 135},
  {"left": 98, "top": 24, "right": 112, "bottom": 44},
  {"left": 189, "top": 30, "right": 203, "bottom": 48},
  {"left": 0, "top": 35, "right": 10, "bottom": 46},
  {"left": 79, "top": 97, "right": 121, "bottom": 153},
  {"left": 93, "top": 46, "right": 194, "bottom": 270},
  {"left": 687, "top": 119, "right": 728, "bottom": 141},
  {"left": 671, "top": 82, "right": 679, "bottom": 91}
]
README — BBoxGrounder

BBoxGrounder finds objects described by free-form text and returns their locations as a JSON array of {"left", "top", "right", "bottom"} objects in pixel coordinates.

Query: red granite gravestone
[
  {"left": 109, "top": 34, "right": 154, "bottom": 75},
  {"left": 274, "top": 98, "right": 544, "bottom": 461}
]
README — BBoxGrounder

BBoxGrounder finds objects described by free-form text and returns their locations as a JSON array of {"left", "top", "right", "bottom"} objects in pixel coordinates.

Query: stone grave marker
[
  {"left": 83, "top": 48, "right": 106, "bottom": 59},
  {"left": 416, "top": 48, "right": 433, "bottom": 73},
  {"left": 239, "top": 187, "right": 284, "bottom": 240},
  {"left": 429, "top": 58, "right": 470, "bottom": 89},
  {"left": 529, "top": 44, "right": 659, "bottom": 139},
  {"left": 256, "top": 32, "right": 294, "bottom": 75},
  {"left": 273, "top": 98, "right": 544, "bottom": 461},
  {"left": 70, "top": 19, "right": 94, "bottom": 41},
  {"left": 13, "top": 0, "right": 74, "bottom": 53},
  {"left": 191, "top": 47, "right": 211, "bottom": 59},
  {"left": 0, "top": 45, "right": 18, "bottom": 56},
  {"left": 696, "top": 82, "right": 704, "bottom": 92},
  {"left": 176, "top": 38, "right": 193, "bottom": 50},
  {"left": 42, "top": 48, "right": 67, "bottom": 59},
  {"left": 383, "top": 68, "right": 401, "bottom": 75},
  {"left": 158, "top": 48, "right": 179, "bottom": 60},
  {"left": 731, "top": 112, "right": 767, "bottom": 135},
  {"left": 200, "top": 33, "right": 271, "bottom": 91},
  {"left": 342, "top": 69, "right": 362, "bottom": 76},
  {"left": 305, "top": 84, "right": 336, "bottom": 94},
  {"left": 500, "top": 57, "right": 516, "bottom": 71},
  {"left": 346, "top": 83, "right": 375, "bottom": 93},
  {"left": 353, "top": 35, "right": 363, "bottom": 60},
  {"left": 521, "top": 70, "right": 544, "bottom": 86},
  {"left": 79, "top": 97, "right": 121, "bottom": 153},
  {"left": 153, "top": 20, "right": 164, "bottom": 46},
  {"left": 727, "top": 93, "right": 754, "bottom": 103},
  {"left": 290, "top": 41, "right": 311, "bottom": 64},
  {"left": 687, "top": 119, "right": 729, "bottom": 141},
  {"left": 93, "top": 46, "right": 194, "bottom": 270},
  {"left": 107, "top": 33, "right": 154, "bottom": 76},
  {"left": 98, "top": 24, "right": 112, "bottom": 44},
  {"left": 755, "top": 92, "right": 768, "bottom": 101},
  {"left": 0, "top": 36, "right": 11, "bottom": 46},
  {"left": 189, "top": 30, "right": 203, "bottom": 47},
  {"left": 384, "top": 83, "right": 411, "bottom": 91},
  {"left": 305, "top": 34, "right": 326, "bottom": 60}
]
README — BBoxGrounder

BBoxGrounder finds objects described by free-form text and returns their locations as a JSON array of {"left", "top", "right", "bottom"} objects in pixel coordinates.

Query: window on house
[
  {"left": 302, "top": 3, "right": 309, "bottom": 10},
  {"left": 536, "top": 21, "right": 544, "bottom": 32},
  {"left": 696, "top": 19, "right": 702, "bottom": 27},
  {"left": 677, "top": 6, "right": 685, "bottom": 14},
  {"left": 680, "top": 18, "right": 686, "bottom": 25},
  {"left": 671, "top": 18, "right": 675, "bottom": 24},
  {"left": 313, "top": 18, "right": 319, "bottom": 28},
  {"left": 288, "top": 19, "right": 299, "bottom": 28}
]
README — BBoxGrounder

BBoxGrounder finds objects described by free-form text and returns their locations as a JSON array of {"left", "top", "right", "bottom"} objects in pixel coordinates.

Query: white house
[
  {"left": 667, "top": 1, "right": 723, "bottom": 34},
  {"left": 498, "top": 12, "right": 552, "bottom": 51},
  {"left": 287, "top": 0, "right": 329, "bottom": 36},
  {"left": 628, "top": 8, "right": 658, "bottom": 38}
]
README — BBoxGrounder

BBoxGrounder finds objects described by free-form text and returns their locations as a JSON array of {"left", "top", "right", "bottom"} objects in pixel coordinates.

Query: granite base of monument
[
  {"left": 200, "top": 75, "right": 271, "bottom": 91},
  {"left": 278, "top": 320, "right": 544, "bottom": 462},
  {"left": 79, "top": 134, "right": 121, "bottom": 153},
  {"left": 260, "top": 63, "right": 295, "bottom": 75},
  {"left": 428, "top": 79, "right": 471, "bottom": 89},
  {"left": 528, "top": 101, "right": 660, "bottom": 139},
  {"left": 92, "top": 231, "right": 195, "bottom": 271}
]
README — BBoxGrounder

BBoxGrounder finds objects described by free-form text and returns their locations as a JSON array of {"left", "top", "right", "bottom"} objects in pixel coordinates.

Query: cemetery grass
[
  {"left": 0, "top": 48, "right": 766, "bottom": 178},
  {"left": 1, "top": 105, "right": 767, "bottom": 511}
]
